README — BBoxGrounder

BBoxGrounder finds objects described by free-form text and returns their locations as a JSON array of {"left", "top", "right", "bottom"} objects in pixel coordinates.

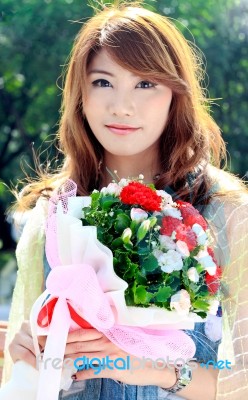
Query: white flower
[
  {"left": 158, "top": 249, "right": 183, "bottom": 273},
  {"left": 118, "top": 178, "right": 130, "bottom": 187},
  {"left": 156, "top": 190, "right": 173, "bottom": 204},
  {"left": 208, "top": 299, "right": 220, "bottom": 315},
  {"left": 162, "top": 204, "right": 182, "bottom": 220},
  {"left": 130, "top": 208, "right": 148, "bottom": 222},
  {"left": 153, "top": 249, "right": 164, "bottom": 259},
  {"left": 101, "top": 182, "right": 121, "bottom": 196},
  {"left": 192, "top": 223, "right": 208, "bottom": 246},
  {"left": 194, "top": 249, "right": 217, "bottom": 276},
  {"left": 187, "top": 267, "right": 200, "bottom": 283},
  {"left": 159, "top": 235, "right": 176, "bottom": 250},
  {"left": 176, "top": 240, "right": 190, "bottom": 258},
  {"left": 170, "top": 289, "right": 191, "bottom": 316}
]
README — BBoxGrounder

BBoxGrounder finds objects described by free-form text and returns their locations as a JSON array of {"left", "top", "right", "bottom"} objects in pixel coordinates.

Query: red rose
[
  {"left": 206, "top": 266, "right": 222, "bottom": 294},
  {"left": 161, "top": 216, "right": 183, "bottom": 236},
  {"left": 120, "top": 182, "right": 162, "bottom": 211},
  {"left": 177, "top": 200, "right": 208, "bottom": 230},
  {"left": 175, "top": 225, "right": 197, "bottom": 251}
]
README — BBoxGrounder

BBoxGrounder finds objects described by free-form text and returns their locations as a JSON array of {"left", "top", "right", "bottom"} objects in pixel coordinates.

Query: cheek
[
  {"left": 145, "top": 96, "right": 172, "bottom": 124},
  {"left": 84, "top": 91, "right": 104, "bottom": 115},
  {"left": 141, "top": 91, "right": 172, "bottom": 114},
  {"left": 84, "top": 102, "right": 101, "bottom": 125},
  {"left": 156, "top": 91, "right": 172, "bottom": 111}
]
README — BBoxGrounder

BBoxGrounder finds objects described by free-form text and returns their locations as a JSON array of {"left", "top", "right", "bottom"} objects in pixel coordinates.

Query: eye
[
  {"left": 92, "top": 79, "right": 112, "bottom": 87},
  {"left": 136, "top": 81, "right": 156, "bottom": 89}
]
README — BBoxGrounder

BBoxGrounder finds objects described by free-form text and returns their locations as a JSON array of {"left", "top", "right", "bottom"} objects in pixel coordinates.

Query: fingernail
[{"left": 71, "top": 374, "right": 77, "bottom": 381}]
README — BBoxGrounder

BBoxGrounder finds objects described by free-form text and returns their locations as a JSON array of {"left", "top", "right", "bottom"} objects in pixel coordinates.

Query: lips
[{"left": 105, "top": 124, "right": 140, "bottom": 135}]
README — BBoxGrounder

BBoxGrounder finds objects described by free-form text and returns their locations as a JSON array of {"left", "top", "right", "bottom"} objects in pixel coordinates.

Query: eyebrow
[
  {"left": 88, "top": 69, "right": 115, "bottom": 76},
  {"left": 88, "top": 69, "right": 138, "bottom": 78}
]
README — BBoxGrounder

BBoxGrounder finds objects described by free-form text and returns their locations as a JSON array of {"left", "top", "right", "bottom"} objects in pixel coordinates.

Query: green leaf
[
  {"left": 155, "top": 286, "right": 172, "bottom": 302},
  {"left": 189, "top": 282, "right": 200, "bottom": 292},
  {"left": 91, "top": 191, "right": 100, "bottom": 208},
  {"left": 137, "top": 247, "right": 150, "bottom": 256},
  {"left": 112, "top": 237, "right": 123, "bottom": 249},
  {"left": 115, "top": 213, "right": 131, "bottom": 233},
  {"left": 123, "top": 262, "right": 138, "bottom": 280},
  {"left": 142, "top": 254, "right": 158, "bottom": 272},
  {"left": 190, "top": 246, "right": 202, "bottom": 257},
  {"left": 182, "top": 257, "right": 192, "bottom": 269},
  {"left": 104, "top": 233, "right": 114, "bottom": 245},
  {"left": 136, "top": 273, "right": 147, "bottom": 285},
  {"left": 134, "top": 285, "right": 147, "bottom": 303},
  {"left": 195, "top": 311, "right": 207, "bottom": 319},
  {"left": 196, "top": 263, "right": 205, "bottom": 273},
  {"left": 130, "top": 220, "right": 139, "bottom": 232},
  {"left": 81, "top": 206, "right": 91, "bottom": 218},
  {"left": 100, "top": 196, "right": 120, "bottom": 211},
  {"left": 123, "top": 242, "right": 133, "bottom": 251},
  {"left": 125, "top": 287, "right": 134, "bottom": 306},
  {"left": 192, "top": 299, "right": 209, "bottom": 312}
]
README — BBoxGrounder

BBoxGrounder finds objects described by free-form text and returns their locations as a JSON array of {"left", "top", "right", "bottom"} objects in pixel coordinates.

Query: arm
[
  {"left": 162, "top": 365, "right": 218, "bottom": 400},
  {"left": 61, "top": 328, "right": 218, "bottom": 400}
]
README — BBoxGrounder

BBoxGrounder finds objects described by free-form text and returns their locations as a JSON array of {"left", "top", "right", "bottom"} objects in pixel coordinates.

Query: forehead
[{"left": 87, "top": 48, "right": 138, "bottom": 77}]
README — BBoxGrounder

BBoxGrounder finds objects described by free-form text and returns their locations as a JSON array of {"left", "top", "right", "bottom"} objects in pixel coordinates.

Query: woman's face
[{"left": 84, "top": 49, "right": 172, "bottom": 159}]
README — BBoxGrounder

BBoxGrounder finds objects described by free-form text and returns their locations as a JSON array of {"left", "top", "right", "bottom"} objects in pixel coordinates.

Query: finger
[
  {"left": 38, "top": 335, "right": 47, "bottom": 351},
  {"left": 65, "top": 336, "right": 110, "bottom": 355},
  {"left": 20, "top": 320, "right": 32, "bottom": 334},
  {"left": 74, "top": 363, "right": 119, "bottom": 381},
  {"left": 66, "top": 351, "right": 108, "bottom": 365},
  {"left": 66, "top": 329, "right": 103, "bottom": 343},
  {"left": 10, "top": 330, "right": 35, "bottom": 355},
  {"left": 9, "top": 343, "right": 37, "bottom": 368}
]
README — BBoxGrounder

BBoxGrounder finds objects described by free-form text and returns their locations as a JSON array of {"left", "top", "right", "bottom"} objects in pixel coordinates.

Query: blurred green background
[{"left": 0, "top": 0, "right": 248, "bottom": 315}]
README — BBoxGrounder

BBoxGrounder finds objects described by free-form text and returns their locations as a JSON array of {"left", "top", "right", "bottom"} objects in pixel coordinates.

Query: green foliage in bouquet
[{"left": 81, "top": 181, "right": 221, "bottom": 318}]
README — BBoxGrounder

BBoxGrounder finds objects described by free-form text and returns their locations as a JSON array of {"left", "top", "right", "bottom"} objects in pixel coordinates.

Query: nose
[{"left": 108, "top": 89, "right": 135, "bottom": 117}]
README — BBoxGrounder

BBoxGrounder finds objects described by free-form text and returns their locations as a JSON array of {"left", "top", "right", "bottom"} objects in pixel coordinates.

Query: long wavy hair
[{"left": 16, "top": 1, "right": 243, "bottom": 210}]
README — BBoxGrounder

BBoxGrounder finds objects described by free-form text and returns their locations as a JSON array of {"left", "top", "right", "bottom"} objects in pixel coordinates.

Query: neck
[{"left": 101, "top": 152, "right": 161, "bottom": 187}]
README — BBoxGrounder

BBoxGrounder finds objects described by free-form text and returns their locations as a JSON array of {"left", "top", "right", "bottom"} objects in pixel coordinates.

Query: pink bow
[{"left": 38, "top": 263, "right": 115, "bottom": 331}]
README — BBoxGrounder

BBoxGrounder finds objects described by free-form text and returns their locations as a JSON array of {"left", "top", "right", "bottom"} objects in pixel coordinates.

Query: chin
[
  {"left": 109, "top": 150, "right": 142, "bottom": 157},
  {"left": 105, "top": 145, "right": 146, "bottom": 157}
]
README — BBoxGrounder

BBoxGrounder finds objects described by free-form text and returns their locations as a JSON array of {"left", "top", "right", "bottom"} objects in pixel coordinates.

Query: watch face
[
  {"left": 166, "top": 364, "right": 193, "bottom": 393},
  {"left": 180, "top": 365, "right": 193, "bottom": 386}
]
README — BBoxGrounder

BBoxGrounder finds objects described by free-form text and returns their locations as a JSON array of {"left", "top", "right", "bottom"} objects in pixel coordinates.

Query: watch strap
[{"left": 165, "top": 364, "right": 192, "bottom": 393}]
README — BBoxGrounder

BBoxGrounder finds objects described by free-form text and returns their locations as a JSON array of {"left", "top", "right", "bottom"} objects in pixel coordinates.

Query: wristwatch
[{"left": 164, "top": 364, "right": 192, "bottom": 393}]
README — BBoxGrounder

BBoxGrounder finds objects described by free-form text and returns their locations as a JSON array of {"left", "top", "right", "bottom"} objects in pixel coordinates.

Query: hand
[
  {"left": 9, "top": 321, "right": 36, "bottom": 368},
  {"left": 9, "top": 320, "right": 46, "bottom": 369},
  {"left": 64, "top": 328, "right": 177, "bottom": 388}
]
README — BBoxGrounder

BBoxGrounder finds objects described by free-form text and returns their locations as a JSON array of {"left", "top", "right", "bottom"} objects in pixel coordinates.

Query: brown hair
[{"left": 15, "top": 1, "right": 245, "bottom": 210}]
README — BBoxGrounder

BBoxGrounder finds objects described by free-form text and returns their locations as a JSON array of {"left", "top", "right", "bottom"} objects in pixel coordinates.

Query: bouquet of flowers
[
  {"left": 82, "top": 177, "right": 221, "bottom": 318},
  {"left": 0, "top": 178, "right": 221, "bottom": 400}
]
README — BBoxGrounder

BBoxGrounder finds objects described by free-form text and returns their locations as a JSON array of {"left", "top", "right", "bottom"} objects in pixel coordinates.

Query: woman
[{"left": 2, "top": 2, "right": 248, "bottom": 399}]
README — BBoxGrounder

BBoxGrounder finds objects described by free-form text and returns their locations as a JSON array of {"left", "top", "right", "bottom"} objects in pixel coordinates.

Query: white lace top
[{"left": 2, "top": 193, "right": 248, "bottom": 399}]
